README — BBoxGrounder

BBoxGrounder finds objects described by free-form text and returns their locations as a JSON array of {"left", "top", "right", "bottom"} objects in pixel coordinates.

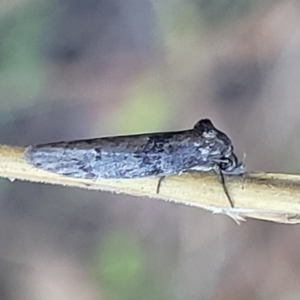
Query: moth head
[{"left": 194, "top": 119, "right": 232, "bottom": 147}]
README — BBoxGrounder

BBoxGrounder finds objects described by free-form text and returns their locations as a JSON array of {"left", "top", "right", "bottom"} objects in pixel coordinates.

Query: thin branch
[{"left": 0, "top": 145, "right": 300, "bottom": 224}]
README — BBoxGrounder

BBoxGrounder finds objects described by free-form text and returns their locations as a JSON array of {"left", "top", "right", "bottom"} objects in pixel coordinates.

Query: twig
[{"left": 0, "top": 145, "right": 300, "bottom": 224}]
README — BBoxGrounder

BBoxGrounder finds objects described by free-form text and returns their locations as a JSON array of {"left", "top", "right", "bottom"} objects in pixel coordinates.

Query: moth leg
[
  {"left": 213, "top": 165, "right": 234, "bottom": 208},
  {"left": 156, "top": 176, "right": 166, "bottom": 194}
]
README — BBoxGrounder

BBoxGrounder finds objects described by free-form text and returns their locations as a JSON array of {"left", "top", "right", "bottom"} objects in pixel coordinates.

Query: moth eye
[
  {"left": 218, "top": 160, "right": 234, "bottom": 173},
  {"left": 219, "top": 154, "right": 239, "bottom": 172}
]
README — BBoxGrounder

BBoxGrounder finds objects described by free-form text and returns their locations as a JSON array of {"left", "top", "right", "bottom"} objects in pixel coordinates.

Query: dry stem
[{"left": 0, "top": 145, "right": 299, "bottom": 224}]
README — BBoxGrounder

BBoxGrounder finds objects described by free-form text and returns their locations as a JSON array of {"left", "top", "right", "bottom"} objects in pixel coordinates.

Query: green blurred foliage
[
  {"left": 0, "top": 0, "right": 55, "bottom": 108},
  {"left": 94, "top": 231, "right": 172, "bottom": 300},
  {"left": 108, "top": 75, "right": 174, "bottom": 133},
  {"left": 195, "top": 0, "right": 265, "bottom": 26},
  {"left": 155, "top": 0, "right": 268, "bottom": 36}
]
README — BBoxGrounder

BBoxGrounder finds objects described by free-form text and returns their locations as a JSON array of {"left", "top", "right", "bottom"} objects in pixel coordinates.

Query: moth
[{"left": 24, "top": 119, "right": 244, "bottom": 207}]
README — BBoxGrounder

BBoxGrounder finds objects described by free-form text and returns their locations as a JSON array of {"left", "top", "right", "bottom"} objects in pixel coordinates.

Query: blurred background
[{"left": 0, "top": 0, "right": 299, "bottom": 299}]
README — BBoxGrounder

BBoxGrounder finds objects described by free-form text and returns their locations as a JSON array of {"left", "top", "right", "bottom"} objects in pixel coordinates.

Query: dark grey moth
[{"left": 24, "top": 119, "right": 244, "bottom": 207}]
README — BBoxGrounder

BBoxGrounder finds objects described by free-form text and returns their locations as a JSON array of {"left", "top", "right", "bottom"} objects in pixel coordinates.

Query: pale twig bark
[{"left": 0, "top": 144, "right": 299, "bottom": 224}]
